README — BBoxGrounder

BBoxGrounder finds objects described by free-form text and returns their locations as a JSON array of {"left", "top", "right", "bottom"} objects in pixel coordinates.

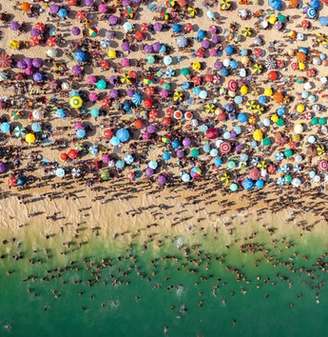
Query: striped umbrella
[
  {"left": 277, "top": 177, "right": 285, "bottom": 185},
  {"left": 281, "top": 164, "right": 290, "bottom": 173},
  {"left": 275, "top": 152, "right": 284, "bottom": 161},
  {"left": 293, "top": 165, "right": 302, "bottom": 173},
  {"left": 124, "top": 154, "right": 134, "bottom": 165},
  {"left": 89, "top": 145, "right": 98, "bottom": 156},
  {"left": 246, "top": 100, "right": 256, "bottom": 111},
  {"left": 205, "top": 104, "right": 215, "bottom": 113},
  {"left": 252, "top": 63, "right": 263, "bottom": 74},
  {"left": 221, "top": 172, "right": 230, "bottom": 183},
  {"left": 14, "top": 125, "right": 26, "bottom": 138},
  {"left": 74, "top": 141, "right": 83, "bottom": 151}
]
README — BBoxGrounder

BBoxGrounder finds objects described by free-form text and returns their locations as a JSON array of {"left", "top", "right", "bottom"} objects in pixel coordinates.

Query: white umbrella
[
  {"left": 265, "top": 58, "right": 276, "bottom": 70},
  {"left": 313, "top": 175, "right": 321, "bottom": 183},
  {"left": 32, "top": 109, "right": 43, "bottom": 119},
  {"left": 223, "top": 58, "right": 231, "bottom": 67},
  {"left": 292, "top": 177, "right": 301, "bottom": 188},
  {"left": 163, "top": 56, "right": 172, "bottom": 65},
  {"left": 72, "top": 168, "right": 81, "bottom": 178},
  {"left": 307, "top": 135, "right": 316, "bottom": 144},
  {"left": 294, "top": 154, "right": 303, "bottom": 162},
  {"left": 294, "top": 124, "right": 303, "bottom": 134},
  {"left": 47, "top": 48, "right": 58, "bottom": 58},
  {"left": 123, "top": 22, "right": 133, "bottom": 32}
]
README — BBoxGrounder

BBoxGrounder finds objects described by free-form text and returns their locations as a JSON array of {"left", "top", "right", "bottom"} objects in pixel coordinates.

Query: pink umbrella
[
  {"left": 209, "top": 25, "right": 217, "bottom": 34},
  {"left": 102, "top": 154, "right": 110, "bottom": 163},
  {"left": 74, "top": 122, "right": 84, "bottom": 130},
  {"left": 142, "top": 132, "right": 150, "bottom": 140},
  {"left": 209, "top": 48, "right": 217, "bottom": 56},
  {"left": 121, "top": 58, "right": 130, "bottom": 67},
  {"left": 250, "top": 168, "right": 261, "bottom": 180},
  {"left": 159, "top": 89, "right": 169, "bottom": 98},
  {"left": 25, "top": 66, "right": 34, "bottom": 76},
  {"left": 87, "top": 75, "right": 97, "bottom": 84},
  {"left": 89, "top": 92, "right": 98, "bottom": 102},
  {"left": 98, "top": 4, "right": 108, "bottom": 12}
]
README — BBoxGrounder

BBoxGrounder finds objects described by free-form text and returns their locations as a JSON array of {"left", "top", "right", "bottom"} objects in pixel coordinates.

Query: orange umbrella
[
  {"left": 273, "top": 92, "right": 283, "bottom": 103},
  {"left": 135, "top": 31, "right": 144, "bottom": 41},
  {"left": 289, "top": 0, "right": 298, "bottom": 8},
  {"left": 296, "top": 52, "right": 306, "bottom": 62},
  {"left": 21, "top": 2, "right": 31, "bottom": 12},
  {"left": 134, "top": 120, "right": 143, "bottom": 129}
]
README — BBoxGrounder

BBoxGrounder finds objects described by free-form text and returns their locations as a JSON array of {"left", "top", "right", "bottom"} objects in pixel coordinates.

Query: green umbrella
[
  {"left": 319, "top": 117, "right": 327, "bottom": 125},
  {"left": 101, "top": 170, "right": 110, "bottom": 180},
  {"left": 14, "top": 125, "right": 26, "bottom": 138},
  {"left": 284, "top": 149, "right": 293, "bottom": 158},
  {"left": 284, "top": 174, "right": 292, "bottom": 184},
  {"left": 161, "top": 82, "right": 171, "bottom": 90},
  {"left": 276, "top": 118, "right": 285, "bottom": 127},
  {"left": 146, "top": 55, "right": 155, "bottom": 64},
  {"left": 296, "top": 77, "right": 305, "bottom": 84},
  {"left": 97, "top": 79, "right": 106, "bottom": 90},
  {"left": 190, "top": 148, "right": 199, "bottom": 157},
  {"left": 262, "top": 138, "right": 271, "bottom": 146},
  {"left": 227, "top": 161, "right": 236, "bottom": 169},
  {"left": 311, "top": 117, "right": 318, "bottom": 126},
  {"left": 229, "top": 183, "right": 238, "bottom": 192},
  {"left": 278, "top": 14, "right": 286, "bottom": 22},
  {"left": 181, "top": 68, "right": 190, "bottom": 76}
]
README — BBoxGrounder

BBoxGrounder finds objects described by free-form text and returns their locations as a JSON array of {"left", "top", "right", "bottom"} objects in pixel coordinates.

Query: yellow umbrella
[
  {"left": 70, "top": 95, "right": 83, "bottom": 109},
  {"left": 253, "top": 129, "right": 263, "bottom": 141},
  {"left": 187, "top": 6, "right": 197, "bottom": 17},
  {"left": 298, "top": 62, "right": 305, "bottom": 70},
  {"left": 241, "top": 27, "right": 252, "bottom": 37},
  {"left": 192, "top": 61, "right": 201, "bottom": 71},
  {"left": 248, "top": 115, "right": 257, "bottom": 125},
  {"left": 292, "top": 134, "right": 300, "bottom": 142},
  {"left": 268, "top": 16, "right": 277, "bottom": 25},
  {"left": 254, "top": 105, "right": 264, "bottom": 115},
  {"left": 251, "top": 87, "right": 260, "bottom": 95},
  {"left": 25, "top": 133, "right": 35, "bottom": 144},
  {"left": 240, "top": 85, "right": 248, "bottom": 95},
  {"left": 221, "top": 172, "right": 230, "bottom": 183},
  {"left": 317, "top": 145, "right": 325, "bottom": 156},
  {"left": 108, "top": 50, "right": 116, "bottom": 59},
  {"left": 9, "top": 40, "right": 20, "bottom": 50},
  {"left": 252, "top": 63, "right": 263, "bottom": 74},
  {"left": 297, "top": 104, "right": 305, "bottom": 113},
  {"left": 271, "top": 114, "right": 279, "bottom": 123},
  {"left": 246, "top": 100, "right": 256, "bottom": 111},
  {"left": 121, "top": 74, "right": 131, "bottom": 84},
  {"left": 173, "top": 91, "right": 183, "bottom": 102},
  {"left": 205, "top": 104, "right": 215, "bottom": 113},
  {"left": 264, "top": 88, "right": 273, "bottom": 96},
  {"left": 220, "top": 0, "right": 231, "bottom": 10},
  {"left": 257, "top": 161, "right": 267, "bottom": 169}
]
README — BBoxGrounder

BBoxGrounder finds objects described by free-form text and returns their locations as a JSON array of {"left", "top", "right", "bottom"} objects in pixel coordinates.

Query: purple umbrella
[
  {"left": 0, "top": 162, "right": 6, "bottom": 173},
  {"left": 31, "top": 28, "right": 41, "bottom": 37},
  {"left": 108, "top": 15, "right": 118, "bottom": 25},
  {"left": 24, "top": 58, "right": 33, "bottom": 66},
  {"left": 235, "top": 144, "right": 243, "bottom": 152},
  {"left": 230, "top": 130, "right": 237, "bottom": 139},
  {"left": 145, "top": 167, "right": 154, "bottom": 176},
  {"left": 98, "top": 4, "right": 108, "bottom": 12},
  {"left": 121, "top": 41, "right": 130, "bottom": 52},
  {"left": 153, "top": 22, "right": 163, "bottom": 31},
  {"left": 147, "top": 124, "right": 157, "bottom": 133},
  {"left": 152, "top": 42, "right": 161, "bottom": 52},
  {"left": 72, "top": 65, "right": 83, "bottom": 75},
  {"left": 109, "top": 75, "right": 118, "bottom": 86},
  {"left": 201, "top": 40, "right": 210, "bottom": 49},
  {"left": 214, "top": 61, "right": 223, "bottom": 70},
  {"left": 105, "top": 30, "right": 115, "bottom": 39},
  {"left": 228, "top": 112, "right": 236, "bottom": 119},
  {"left": 49, "top": 3, "right": 59, "bottom": 13},
  {"left": 85, "top": 0, "right": 94, "bottom": 6},
  {"left": 176, "top": 149, "right": 184, "bottom": 158},
  {"left": 17, "top": 60, "right": 27, "bottom": 70},
  {"left": 133, "top": 0, "right": 141, "bottom": 3},
  {"left": 33, "top": 72, "right": 43, "bottom": 82},
  {"left": 25, "top": 66, "right": 34, "bottom": 76},
  {"left": 159, "top": 89, "right": 169, "bottom": 98},
  {"left": 182, "top": 138, "right": 191, "bottom": 147},
  {"left": 102, "top": 154, "right": 110, "bottom": 163},
  {"left": 209, "top": 48, "right": 217, "bottom": 56},
  {"left": 10, "top": 21, "right": 20, "bottom": 31},
  {"left": 109, "top": 89, "right": 119, "bottom": 98},
  {"left": 89, "top": 92, "right": 98, "bottom": 102},
  {"left": 157, "top": 175, "right": 166, "bottom": 185},
  {"left": 127, "top": 89, "right": 135, "bottom": 97},
  {"left": 121, "top": 58, "right": 130, "bottom": 67},
  {"left": 72, "top": 27, "right": 81, "bottom": 36},
  {"left": 142, "top": 132, "right": 150, "bottom": 140},
  {"left": 212, "top": 35, "right": 220, "bottom": 44},
  {"left": 32, "top": 58, "right": 43, "bottom": 68},
  {"left": 143, "top": 44, "right": 153, "bottom": 54},
  {"left": 87, "top": 75, "right": 97, "bottom": 84},
  {"left": 122, "top": 0, "right": 131, "bottom": 5}
]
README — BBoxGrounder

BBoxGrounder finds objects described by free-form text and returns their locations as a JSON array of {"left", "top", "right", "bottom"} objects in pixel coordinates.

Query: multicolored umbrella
[
  {"left": 0, "top": 52, "right": 11, "bottom": 69},
  {"left": 205, "top": 104, "right": 215, "bottom": 113},
  {"left": 14, "top": 125, "right": 26, "bottom": 138}
]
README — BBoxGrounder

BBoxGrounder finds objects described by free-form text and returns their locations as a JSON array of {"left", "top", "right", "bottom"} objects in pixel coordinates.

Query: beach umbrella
[
  {"left": 67, "top": 149, "right": 78, "bottom": 160},
  {"left": 318, "top": 159, "right": 328, "bottom": 171},
  {"left": 46, "top": 37, "right": 57, "bottom": 47},
  {"left": 176, "top": 36, "right": 187, "bottom": 48},
  {"left": 220, "top": 141, "right": 232, "bottom": 154},
  {"left": 0, "top": 122, "right": 10, "bottom": 134},
  {"left": 166, "top": 68, "right": 175, "bottom": 78},
  {"left": 275, "top": 152, "right": 284, "bottom": 161},
  {"left": 307, "top": 7, "right": 317, "bottom": 19},
  {"left": 220, "top": 0, "right": 231, "bottom": 10},
  {"left": 306, "top": 145, "right": 317, "bottom": 158},
  {"left": 70, "top": 96, "right": 83, "bottom": 109},
  {"left": 242, "top": 27, "right": 252, "bottom": 37},
  {"left": 291, "top": 178, "right": 302, "bottom": 188},
  {"left": 9, "top": 40, "right": 20, "bottom": 50},
  {"left": 110, "top": 136, "right": 120, "bottom": 146},
  {"left": 14, "top": 126, "right": 26, "bottom": 138},
  {"left": 153, "top": 22, "right": 163, "bottom": 32},
  {"left": 101, "top": 170, "right": 110, "bottom": 181},
  {"left": 163, "top": 56, "right": 173, "bottom": 65},
  {"left": 123, "top": 22, "right": 133, "bottom": 32},
  {"left": 132, "top": 93, "right": 142, "bottom": 106},
  {"left": 284, "top": 174, "right": 292, "bottom": 184},
  {"left": 221, "top": 172, "right": 230, "bottom": 183},
  {"left": 116, "top": 129, "right": 130, "bottom": 143},
  {"left": 57, "top": 8, "right": 68, "bottom": 18},
  {"left": 173, "top": 91, "right": 183, "bottom": 102},
  {"left": 250, "top": 168, "right": 261, "bottom": 180},
  {"left": 76, "top": 129, "right": 86, "bottom": 139},
  {"left": 181, "top": 173, "right": 190, "bottom": 182},
  {"left": 0, "top": 162, "right": 6, "bottom": 173},
  {"left": 252, "top": 63, "right": 263, "bottom": 74},
  {"left": 31, "top": 122, "right": 42, "bottom": 133},
  {"left": 246, "top": 100, "right": 256, "bottom": 111},
  {"left": 25, "top": 133, "right": 35, "bottom": 144},
  {"left": 205, "top": 104, "right": 215, "bottom": 113},
  {"left": 10, "top": 21, "right": 20, "bottom": 31},
  {"left": 8, "top": 176, "right": 17, "bottom": 187},
  {"left": 89, "top": 145, "right": 98, "bottom": 156},
  {"left": 242, "top": 178, "right": 254, "bottom": 191},
  {"left": 146, "top": 55, "right": 155, "bottom": 64},
  {"left": 0, "top": 53, "right": 11, "bottom": 69},
  {"left": 145, "top": 167, "right": 154, "bottom": 177},
  {"left": 115, "top": 160, "right": 125, "bottom": 169},
  {"left": 124, "top": 154, "right": 134, "bottom": 165},
  {"left": 293, "top": 164, "right": 302, "bottom": 173},
  {"left": 276, "top": 177, "right": 284, "bottom": 186}
]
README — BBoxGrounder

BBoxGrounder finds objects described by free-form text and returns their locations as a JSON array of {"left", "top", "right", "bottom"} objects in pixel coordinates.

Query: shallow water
[{"left": 0, "top": 231, "right": 328, "bottom": 337}]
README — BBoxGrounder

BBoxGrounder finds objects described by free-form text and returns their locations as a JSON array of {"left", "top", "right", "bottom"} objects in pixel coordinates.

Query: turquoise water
[{"left": 0, "top": 233, "right": 328, "bottom": 337}]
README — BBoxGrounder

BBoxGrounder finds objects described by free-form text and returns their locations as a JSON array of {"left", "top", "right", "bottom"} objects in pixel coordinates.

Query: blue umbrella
[
  {"left": 269, "top": 0, "right": 282, "bottom": 10},
  {"left": 197, "top": 29, "right": 206, "bottom": 40},
  {"left": 251, "top": 157, "right": 259, "bottom": 166},
  {"left": 56, "top": 109, "right": 66, "bottom": 118},
  {"left": 110, "top": 136, "right": 120, "bottom": 146},
  {"left": 258, "top": 96, "right": 267, "bottom": 104},
  {"left": 281, "top": 164, "right": 290, "bottom": 173},
  {"left": 310, "top": 0, "right": 321, "bottom": 10},
  {"left": 122, "top": 101, "right": 132, "bottom": 112},
  {"left": 172, "top": 23, "right": 181, "bottom": 33},
  {"left": 176, "top": 36, "right": 187, "bottom": 48},
  {"left": 225, "top": 45, "right": 234, "bottom": 55},
  {"left": 1, "top": 122, "right": 10, "bottom": 133},
  {"left": 70, "top": 90, "right": 80, "bottom": 97},
  {"left": 17, "top": 177, "right": 26, "bottom": 186},
  {"left": 124, "top": 154, "right": 134, "bottom": 164},
  {"left": 171, "top": 140, "right": 180, "bottom": 149},
  {"left": 132, "top": 93, "right": 142, "bottom": 106},
  {"left": 277, "top": 177, "right": 285, "bottom": 185},
  {"left": 220, "top": 67, "right": 229, "bottom": 76},
  {"left": 238, "top": 113, "right": 248, "bottom": 123},
  {"left": 240, "top": 153, "right": 249, "bottom": 162},
  {"left": 100, "top": 39, "right": 110, "bottom": 48},
  {"left": 293, "top": 165, "right": 302, "bottom": 173},
  {"left": 234, "top": 126, "right": 242, "bottom": 135},
  {"left": 163, "top": 152, "right": 171, "bottom": 161},
  {"left": 116, "top": 160, "right": 125, "bottom": 169},
  {"left": 148, "top": 160, "right": 158, "bottom": 169},
  {"left": 76, "top": 129, "right": 86, "bottom": 139},
  {"left": 55, "top": 168, "right": 65, "bottom": 178},
  {"left": 242, "top": 178, "right": 254, "bottom": 191},
  {"left": 275, "top": 152, "right": 284, "bottom": 161},
  {"left": 89, "top": 145, "right": 98, "bottom": 155},
  {"left": 75, "top": 49, "right": 88, "bottom": 63},
  {"left": 225, "top": 103, "right": 234, "bottom": 112},
  {"left": 116, "top": 128, "right": 130, "bottom": 142},
  {"left": 230, "top": 60, "right": 238, "bottom": 69},
  {"left": 159, "top": 45, "right": 166, "bottom": 53},
  {"left": 234, "top": 96, "right": 243, "bottom": 105},
  {"left": 319, "top": 16, "right": 328, "bottom": 26},
  {"left": 307, "top": 7, "right": 317, "bottom": 19},
  {"left": 256, "top": 180, "right": 264, "bottom": 188},
  {"left": 166, "top": 68, "right": 175, "bottom": 77},
  {"left": 210, "top": 148, "right": 218, "bottom": 157},
  {"left": 214, "top": 157, "right": 223, "bottom": 166},
  {"left": 31, "top": 122, "right": 42, "bottom": 132},
  {"left": 90, "top": 108, "right": 99, "bottom": 117},
  {"left": 57, "top": 8, "right": 68, "bottom": 18},
  {"left": 277, "top": 107, "right": 285, "bottom": 116},
  {"left": 203, "top": 142, "right": 211, "bottom": 153},
  {"left": 192, "top": 87, "right": 201, "bottom": 95},
  {"left": 181, "top": 82, "right": 190, "bottom": 90},
  {"left": 199, "top": 125, "right": 208, "bottom": 132}
]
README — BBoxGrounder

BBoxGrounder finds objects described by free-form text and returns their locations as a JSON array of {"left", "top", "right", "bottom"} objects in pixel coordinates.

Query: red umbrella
[
  {"left": 276, "top": 60, "right": 284, "bottom": 68},
  {"left": 185, "top": 23, "right": 193, "bottom": 32},
  {"left": 102, "top": 98, "right": 111, "bottom": 108},
  {"left": 162, "top": 117, "right": 171, "bottom": 126},
  {"left": 140, "top": 23, "right": 149, "bottom": 32},
  {"left": 46, "top": 37, "right": 57, "bottom": 47},
  {"left": 127, "top": 172, "right": 135, "bottom": 180},
  {"left": 206, "top": 128, "right": 218, "bottom": 139},
  {"left": 104, "top": 129, "right": 113, "bottom": 139},
  {"left": 254, "top": 48, "right": 262, "bottom": 57},
  {"left": 135, "top": 31, "right": 144, "bottom": 40},
  {"left": 318, "top": 159, "right": 328, "bottom": 171},
  {"left": 0, "top": 52, "right": 12, "bottom": 68},
  {"left": 291, "top": 63, "right": 299, "bottom": 71},
  {"left": 166, "top": 107, "right": 174, "bottom": 117},
  {"left": 100, "top": 60, "right": 110, "bottom": 70},
  {"left": 35, "top": 22, "right": 45, "bottom": 31},
  {"left": 218, "top": 112, "right": 226, "bottom": 121},
  {"left": 67, "top": 0, "right": 78, "bottom": 4},
  {"left": 228, "top": 79, "right": 237, "bottom": 92},
  {"left": 306, "top": 69, "right": 316, "bottom": 78},
  {"left": 220, "top": 141, "right": 232, "bottom": 154},
  {"left": 267, "top": 164, "right": 276, "bottom": 174},
  {"left": 149, "top": 110, "right": 158, "bottom": 119},
  {"left": 289, "top": 141, "right": 297, "bottom": 149},
  {"left": 60, "top": 153, "right": 68, "bottom": 161},
  {"left": 301, "top": 20, "right": 310, "bottom": 29},
  {"left": 29, "top": 36, "right": 40, "bottom": 47},
  {"left": 268, "top": 71, "right": 278, "bottom": 81},
  {"left": 134, "top": 120, "right": 143, "bottom": 129},
  {"left": 249, "top": 168, "right": 261, "bottom": 180},
  {"left": 15, "top": 72, "right": 25, "bottom": 81},
  {"left": 129, "top": 70, "right": 137, "bottom": 79},
  {"left": 192, "top": 75, "right": 202, "bottom": 86},
  {"left": 68, "top": 149, "right": 78, "bottom": 159},
  {"left": 145, "top": 86, "right": 154, "bottom": 96},
  {"left": 144, "top": 98, "right": 153, "bottom": 108},
  {"left": 196, "top": 48, "right": 205, "bottom": 58},
  {"left": 8, "top": 176, "right": 17, "bottom": 187},
  {"left": 76, "top": 11, "right": 87, "bottom": 20},
  {"left": 204, "top": 74, "right": 213, "bottom": 82}
]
